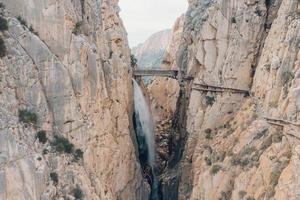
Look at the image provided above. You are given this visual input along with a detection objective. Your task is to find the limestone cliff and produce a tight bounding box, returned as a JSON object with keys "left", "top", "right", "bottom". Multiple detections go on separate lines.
{"left": 0, "top": 0, "right": 148, "bottom": 199}
{"left": 146, "top": 0, "right": 300, "bottom": 200}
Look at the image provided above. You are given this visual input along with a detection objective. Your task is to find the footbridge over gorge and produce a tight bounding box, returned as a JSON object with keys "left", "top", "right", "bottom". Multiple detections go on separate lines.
{"left": 133, "top": 68, "right": 250, "bottom": 94}
{"left": 133, "top": 69, "right": 193, "bottom": 80}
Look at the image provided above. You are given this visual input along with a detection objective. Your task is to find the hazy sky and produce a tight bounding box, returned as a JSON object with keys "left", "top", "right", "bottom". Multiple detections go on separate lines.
{"left": 119, "top": 0, "right": 188, "bottom": 47}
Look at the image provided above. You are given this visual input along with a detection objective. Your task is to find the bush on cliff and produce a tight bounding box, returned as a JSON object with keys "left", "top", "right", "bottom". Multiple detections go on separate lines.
{"left": 0, "top": 36, "right": 6, "bottom": 57}
{"left": 51, "top": 135, "right": 74, "bottom": 154}
{"left": 73, "top": 186, "right": 84, "bottom": 199}
{"left": 18, "top": 109, "right": 38, "bottom": 125}
{"left": 50, "top": 172, "right": 59, "bottom": 185}
{"left": 0, "top": 16, "right": 8, "bottom": 31}
{"left": 36, "top": 130, "right": 47, "bottom": 144}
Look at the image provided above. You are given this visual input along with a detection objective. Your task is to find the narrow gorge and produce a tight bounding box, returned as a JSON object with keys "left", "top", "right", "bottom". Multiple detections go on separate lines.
{"left": 0, "top": 0, "right": 299, "bottom": 200}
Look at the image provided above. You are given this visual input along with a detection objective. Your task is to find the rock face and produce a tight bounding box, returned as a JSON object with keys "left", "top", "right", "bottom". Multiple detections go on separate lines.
{"left": 1, "top": 0, "right": 299, "bottom": 199}
{"left": 132, "top": 29, "right": 172, "bottom": 70}
{"left": 0, "top": 0, "right": 148, "bottom": 200}
{"left": 145, "top": 0, "right": 300, "bottom": 200}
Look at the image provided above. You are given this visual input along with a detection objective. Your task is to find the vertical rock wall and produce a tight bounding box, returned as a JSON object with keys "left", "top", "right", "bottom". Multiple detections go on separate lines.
{"left": 176, "top": 0, "right": 300, "bottom": 199}
{"left": 0, "top": 0, "right": 148, "bottom": 199}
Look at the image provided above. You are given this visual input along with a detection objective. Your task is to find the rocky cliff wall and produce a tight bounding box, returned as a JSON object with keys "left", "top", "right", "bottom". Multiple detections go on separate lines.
{"left": 176, "top": 0, "right": 300, "bottom": 200}
{"left": 145, "top": 0, "right": 299, "bottom": 200}
{"left": 0, "top": 0, "right": 148, "bottom": 199}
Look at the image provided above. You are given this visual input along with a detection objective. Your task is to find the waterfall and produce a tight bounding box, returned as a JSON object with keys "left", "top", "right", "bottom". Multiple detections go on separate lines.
{"left": 133, "top": 79, "right": 159, "bottom": 200}
{"left": 133, "top": 79, "right": 155, "bottom": 167}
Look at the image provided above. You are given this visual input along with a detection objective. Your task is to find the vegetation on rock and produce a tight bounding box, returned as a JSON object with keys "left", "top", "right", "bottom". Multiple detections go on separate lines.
{"left": 18, "top": 109, "right": 37, "bottom": 125}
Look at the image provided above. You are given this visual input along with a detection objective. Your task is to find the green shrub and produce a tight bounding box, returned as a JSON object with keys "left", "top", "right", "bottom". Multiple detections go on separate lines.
{"left": 131, "top": 54, "right": 137, "bottom": 67}
{"left": 73, "top": 21, "right": 83, "bottom": 35}
{"left": 50, "top": 172, "right": 59, "bottom": 185}
{"left": 36, "top": 130, "right": 47, "bottom": 144}
{"left": 0, "top": 36, "right": 6, "bottom": 58}
{"left": 210, "top": 164, "right": 222, "bottom": 175}
{"left": 0, "top": 16, "right": 8, "bottom": 31}
{"left": 206, "top": 96, "right": 215, "bottom": 106}
{"left": 29, "top": 25, "right": 38, "bottom": 35}
{"left": 51, "top": 135, "right": 74, "bottom": 154}
{"left": 204, "top": 128, "right": 213, "bottom": 139}
{"left": 282, "top": 70, "right": 294, "bottom": 84}
{"left": 43, "top": 148, "right": 49, "bottom": 155}
{"left": 73, "top": 186, "right": 84, "bottom": 199}
{"left": 265, "top": 0, "right": 271, "bottom": 7}
{"left": 17, "top": 16, "right": 27, "bottom": 27}
{"left": 18, "top": 109, "right": 37, "bottom": 124}
{"left": 73, "top": 149, "right": 84, "bottom": 161}
{"left": 231, "top": 17, "right": 236, "bottom": 23}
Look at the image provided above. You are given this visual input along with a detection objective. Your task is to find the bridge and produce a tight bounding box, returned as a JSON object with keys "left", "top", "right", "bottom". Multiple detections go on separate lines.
{"left": 192, "top": 83, "right": 249, "bottom": 94}
{"left": 133, "top": 69, "right": 195, "bottom": 81}
{"left": 133, "top": 69, "right": 179, "bottom": 79}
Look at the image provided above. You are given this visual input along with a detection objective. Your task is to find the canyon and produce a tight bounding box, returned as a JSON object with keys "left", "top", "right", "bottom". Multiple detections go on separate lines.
{"left": 0, "top": 0, "right": 299, "bottom": 200}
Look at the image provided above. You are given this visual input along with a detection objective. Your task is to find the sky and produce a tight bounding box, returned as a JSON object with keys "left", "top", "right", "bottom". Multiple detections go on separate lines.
{"left": 119, "top": 0, "right": 188, "bottom": 47}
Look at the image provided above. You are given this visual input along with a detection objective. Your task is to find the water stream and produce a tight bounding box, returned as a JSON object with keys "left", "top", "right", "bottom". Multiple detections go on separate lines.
{"left": 133, "top": 79, "right": 155, "bottom": 166}
{"left": 133, "top": 79, "right": 159, "bottom": 200}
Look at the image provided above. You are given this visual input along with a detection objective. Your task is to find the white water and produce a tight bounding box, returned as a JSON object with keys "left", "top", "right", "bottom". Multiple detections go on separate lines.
{"left": 133, "top": 79, "right": 156, "bottom": 167}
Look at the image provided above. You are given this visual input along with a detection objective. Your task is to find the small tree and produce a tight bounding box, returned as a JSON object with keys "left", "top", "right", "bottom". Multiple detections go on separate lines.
{"left": 73, "top": 149, "right": 84, "bottom": 161}
{"left": 51, "top": 135, "right": 74, "bottom": 154}
{"left": 130, "top": 54, "right": 137, "bottom": 67}
{"left": 50, "top": 172, "right": 59, "bottom": 185}
{"left": 17, "top": 16, "right": 27, "bottom": 27}
{"left": 231, "top": 17, "right": 237, "bottom": 23}
{"left": 210, "top": 164, "right": 222, "bottom": 175}
{"left": 73, "top": 21, "right": 83, "bottom": 35}
{"left": 18, "top": 109, "right": 37, "bottom": 125}
{"left": 36, "top": 130, "right": 47, "bottom": 144}
{"left": 0, "top": 16, "right": 8, "bottom": 31}
{"left": 204, "top": 128, "right": 213, "bottom": 139}
{"left": 73, "top": 186, "right": 84, "bottom": 199}
{"left": 206, "top": 96, "right": 215, "bottom": 106}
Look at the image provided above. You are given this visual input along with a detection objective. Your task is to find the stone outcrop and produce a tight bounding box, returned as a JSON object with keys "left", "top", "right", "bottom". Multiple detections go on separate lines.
{"left": 0, "top": 0, "right": 148, "bottom": 199}
{"left": 132, "top": 29, "right": 171, "bottom": 70}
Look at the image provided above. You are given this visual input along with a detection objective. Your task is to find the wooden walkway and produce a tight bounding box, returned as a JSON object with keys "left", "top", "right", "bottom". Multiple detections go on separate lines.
{"left": 264, "top": 117, "right": 300, "bottom": 127}
{"left": 192, "top": 83, "right": 249, "bottom": 94}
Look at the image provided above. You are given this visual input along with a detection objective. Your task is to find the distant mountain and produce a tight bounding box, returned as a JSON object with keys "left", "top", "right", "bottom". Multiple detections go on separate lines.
{"left": 132, "top": 29, "right": 172, "bottom": 70}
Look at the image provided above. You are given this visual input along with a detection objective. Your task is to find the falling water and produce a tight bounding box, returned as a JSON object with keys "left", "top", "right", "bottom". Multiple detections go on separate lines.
{"left": 133, "top": 79, "right": 155, "bottom": 166}
{"left": 133, "top": 79, "right": 159, "bottom": 200}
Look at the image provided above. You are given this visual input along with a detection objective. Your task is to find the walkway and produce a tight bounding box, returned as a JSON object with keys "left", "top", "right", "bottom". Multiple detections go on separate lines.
{"left": 192, "top": 83, "right": 249, "bottom": 94}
